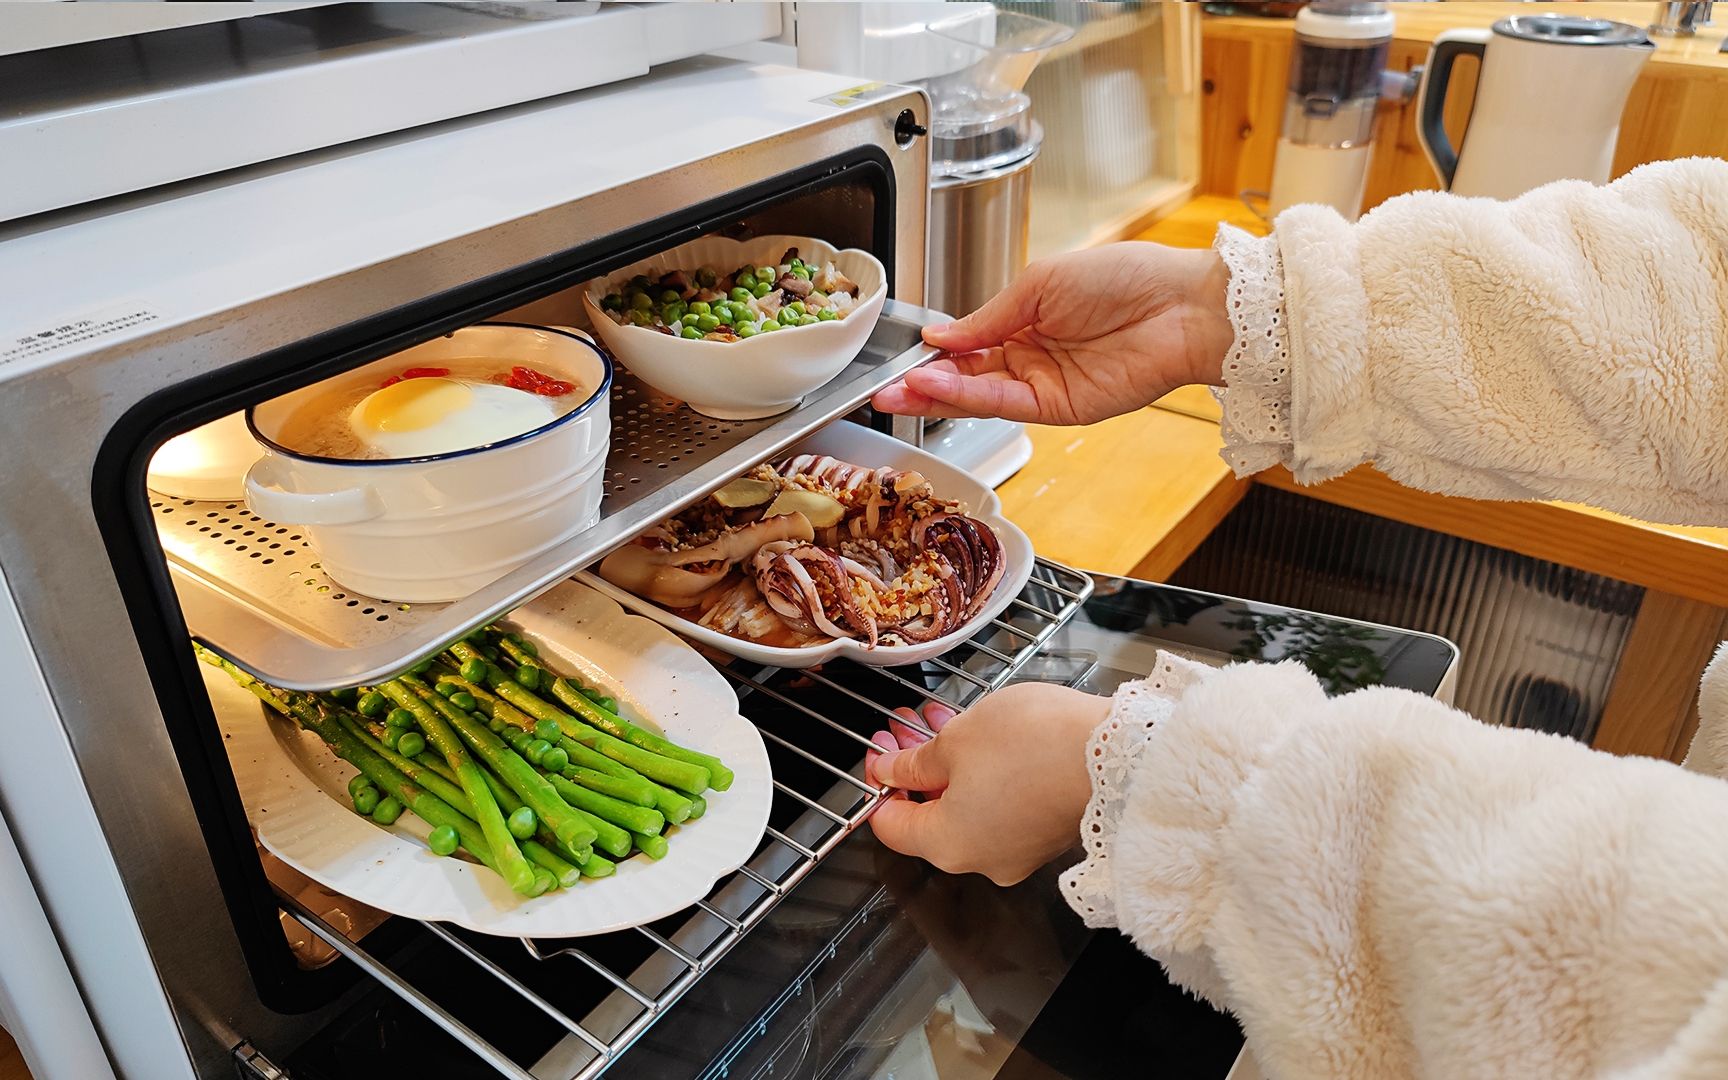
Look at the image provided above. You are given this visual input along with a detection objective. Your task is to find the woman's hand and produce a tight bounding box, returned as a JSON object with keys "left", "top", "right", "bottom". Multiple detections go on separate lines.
{"left": 866, "top": 682, "right": 1110, "bottom": 885}
{"left": 872, "top": 242, "right": 1233, "bottom": 426}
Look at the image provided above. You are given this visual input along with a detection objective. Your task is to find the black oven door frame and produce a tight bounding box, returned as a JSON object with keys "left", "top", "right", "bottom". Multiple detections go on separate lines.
{"left": 90, "top": 149, "right": 897, "bottom": 1016}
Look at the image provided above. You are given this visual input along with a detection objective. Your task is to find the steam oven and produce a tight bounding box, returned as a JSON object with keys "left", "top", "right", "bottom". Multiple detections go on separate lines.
{"left": 0, "top": 14, "right": 1456, "bottom": 1080}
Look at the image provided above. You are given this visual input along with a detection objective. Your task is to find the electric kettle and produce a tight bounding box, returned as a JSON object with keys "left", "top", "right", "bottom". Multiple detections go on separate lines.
{"left": 1417, "top": 14, "right": 1653, "bottom": 199}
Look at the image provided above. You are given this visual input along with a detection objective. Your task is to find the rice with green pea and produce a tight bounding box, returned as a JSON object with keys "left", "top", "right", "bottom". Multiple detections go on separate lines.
{"left": 599, "top": 247, "right": 863, "bottom": 342}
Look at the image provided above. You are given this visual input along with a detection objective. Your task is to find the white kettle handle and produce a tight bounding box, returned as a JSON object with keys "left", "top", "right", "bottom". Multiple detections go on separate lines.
{"left": 244, "top": 456, "right": 384, "bottom": 526}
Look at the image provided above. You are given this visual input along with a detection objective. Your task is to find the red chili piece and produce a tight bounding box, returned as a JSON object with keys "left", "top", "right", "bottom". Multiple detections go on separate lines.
{"left": 507, "top": 366, "right": 575, "bottom": 396}
{"left": 400, "top": 367, "right": 450, "bottom": 379}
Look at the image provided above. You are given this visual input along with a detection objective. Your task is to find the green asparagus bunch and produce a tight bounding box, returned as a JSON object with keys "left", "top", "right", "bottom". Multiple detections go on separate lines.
{"left": 196, "top": 625, "right": 733, "bottom": 899}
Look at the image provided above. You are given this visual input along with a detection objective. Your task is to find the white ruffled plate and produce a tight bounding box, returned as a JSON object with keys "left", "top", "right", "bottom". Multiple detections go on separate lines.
{"left": 205, "top": 580, "right": 770, "bottom": 937}
{"left": 578, "top": 422, "right": 1035, "bottom": 669}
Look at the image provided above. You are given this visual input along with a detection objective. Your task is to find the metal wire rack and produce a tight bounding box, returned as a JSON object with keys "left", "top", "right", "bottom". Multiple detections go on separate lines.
{"left": 276, "top": 559, "right": 1093, "bottom": 1079}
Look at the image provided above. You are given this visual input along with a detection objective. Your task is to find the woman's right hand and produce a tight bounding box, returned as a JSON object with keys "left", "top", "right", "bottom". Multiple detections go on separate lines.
{"left": 872, "top": 242, "right": 1234, "bottom": 427}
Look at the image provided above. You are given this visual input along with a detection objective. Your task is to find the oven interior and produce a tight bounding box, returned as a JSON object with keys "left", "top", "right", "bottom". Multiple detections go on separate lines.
{"left": 96, "top": 155, "right": 974, "bottom": 1052}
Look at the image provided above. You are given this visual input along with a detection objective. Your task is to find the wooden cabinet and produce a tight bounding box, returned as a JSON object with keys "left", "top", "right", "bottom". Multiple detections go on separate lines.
{"left": 1199, "top": 2, "right": 1728, "bottom": 212}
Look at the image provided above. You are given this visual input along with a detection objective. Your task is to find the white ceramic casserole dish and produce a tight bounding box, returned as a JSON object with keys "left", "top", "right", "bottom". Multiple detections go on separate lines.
{"left": 582, "top": 234, "right": 887, "bottom": 420}
{"left": 244, "top": 323, "right": 612, "bottom": 603}
{"left": 578, "top": 422, "right": 1034, "bottom": 668}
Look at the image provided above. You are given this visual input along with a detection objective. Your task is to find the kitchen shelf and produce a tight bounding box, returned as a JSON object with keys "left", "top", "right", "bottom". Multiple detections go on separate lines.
{"left": 159, "top": 300, "right": 944, "bottom": 691}
{"left": 272, "top": 559, "right": 1095, "bottom": 1080}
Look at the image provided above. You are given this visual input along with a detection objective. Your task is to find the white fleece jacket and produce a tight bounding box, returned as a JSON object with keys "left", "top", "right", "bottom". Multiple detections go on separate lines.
{"left": 1061, "top": 158, "right": 1728, "bottom": 1079}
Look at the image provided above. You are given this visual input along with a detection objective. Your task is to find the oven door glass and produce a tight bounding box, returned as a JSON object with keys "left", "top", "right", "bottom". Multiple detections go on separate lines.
{"left": 603, "top": 576, "right": 1456, "bottom": 1080}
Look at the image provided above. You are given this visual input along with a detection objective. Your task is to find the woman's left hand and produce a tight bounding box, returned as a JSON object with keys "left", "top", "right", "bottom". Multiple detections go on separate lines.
{"left": 866, "top": 682, "right": 1109, "bottom": 885}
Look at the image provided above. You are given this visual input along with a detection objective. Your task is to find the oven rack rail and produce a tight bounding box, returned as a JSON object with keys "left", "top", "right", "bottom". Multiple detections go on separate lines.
{"left": 271, "top": 560, "right": 1093, "bottom": 1080}
{"left": 159, "top": 300, "right": 945, "bottom": 693}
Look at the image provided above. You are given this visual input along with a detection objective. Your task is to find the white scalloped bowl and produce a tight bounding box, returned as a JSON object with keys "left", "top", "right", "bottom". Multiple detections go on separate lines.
{"left": 582, "top": 234, "right": 887, "bottom": 420}
{"left": 205, "top": 581, "right": 771, "bottom": 938}
{"left": 578, "top": 422, "right": 1034, "bottom": 669}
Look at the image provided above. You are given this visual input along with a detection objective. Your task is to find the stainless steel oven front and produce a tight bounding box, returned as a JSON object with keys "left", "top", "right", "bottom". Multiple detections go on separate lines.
{"left": 0, "top": 56, "right": 933, "bottom": 1078}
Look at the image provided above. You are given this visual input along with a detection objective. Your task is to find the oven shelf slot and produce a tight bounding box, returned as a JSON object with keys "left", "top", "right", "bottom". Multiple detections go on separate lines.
{"left": 277, "top": 560, "right": 1093, "bottom": 1079}
{"left": 158, "top": 301, "right": 945, "bottom": 692}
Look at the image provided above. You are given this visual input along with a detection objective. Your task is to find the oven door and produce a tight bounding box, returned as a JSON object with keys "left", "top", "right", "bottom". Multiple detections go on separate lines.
{"left": 281, "top": 577, "right": 1456, "bottom": 1079}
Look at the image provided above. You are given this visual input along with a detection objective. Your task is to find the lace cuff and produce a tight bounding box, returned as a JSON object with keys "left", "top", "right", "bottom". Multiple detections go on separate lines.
{"left": 1213, "top": 224, "right": 1295, "bottom": 477}
{"left": 1059, "top": 652, "right": 1215, "bottom": 929}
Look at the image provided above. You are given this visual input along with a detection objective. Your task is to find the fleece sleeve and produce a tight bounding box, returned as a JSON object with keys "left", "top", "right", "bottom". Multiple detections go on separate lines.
{"left": 1062, "top": 658, "right": 1728, "bottom": 1080}
{"left": 1215, "top": 156, "right": 1728, "bottom": 527}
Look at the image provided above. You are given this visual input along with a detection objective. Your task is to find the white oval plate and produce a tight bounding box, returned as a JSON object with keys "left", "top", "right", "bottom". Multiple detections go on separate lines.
{"left": 204, "top": 580, "right": 770, "bottom": 937}
{"left": 578, "top": 422, "right": 1035, "bottom": 669}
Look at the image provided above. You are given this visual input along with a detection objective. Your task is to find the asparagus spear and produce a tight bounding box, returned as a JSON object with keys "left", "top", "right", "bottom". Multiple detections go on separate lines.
{"left": 379, "top": 680, "right": 537, "bottom": 896}
{"left": 542, "top": 769, "right": 665, "bottom": 837}
{"left": 570, "top": 805, "right": 633, "bottom": 860}
{"left": 402, "top": 676, "right": 599, "bottom": 855}
{"left": 440, "top": 669, "right": 698, "bottom": 824}
{"left": 411, "top": 749, "right": 599, "bottom": 883}
{"left": 486, "top": 716, "right": 657, "bottom": 808}
{"left": 446, "top": 644, "right": 711, "bottom": 793}
{"left": 630, "top": 831, "right": 670, "bottom": 861}
{"left": 544, "top": 673, "right": 734, "bottom": 792}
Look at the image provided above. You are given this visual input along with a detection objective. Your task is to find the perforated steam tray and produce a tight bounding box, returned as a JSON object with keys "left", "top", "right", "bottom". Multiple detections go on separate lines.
{"left": 160, "top": 299, "right": 944, "bottom": 690}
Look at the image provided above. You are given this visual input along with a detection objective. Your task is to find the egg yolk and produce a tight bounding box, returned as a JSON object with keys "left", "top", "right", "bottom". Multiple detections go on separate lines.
{"left": 354, "top": 378, "right": 474, "bottom": 433}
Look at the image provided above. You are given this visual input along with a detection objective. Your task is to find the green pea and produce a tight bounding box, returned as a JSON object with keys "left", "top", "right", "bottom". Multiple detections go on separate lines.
{"left": 778, "top": 306, "right": 800, "bottom": 326}
{"left": 792, "top": 264, "right": 812, "bottom": 281}
{"left": 357, "top": 691, "right": 387, "bottom": 717}
{"left": 381, "top": 728, "right": 401, "bottom": 751}
{"left": 630, "top": 292, "right": 653, "bottom": 312}
{"left": 688, "top": 300, "right": 711, "bottom": 317}
{"left": 460, "top": 657, "right": 488, "bottom": 683}
{"left": 396, "top": 731, "right": 425, "bottom": 758}
{"left": 601, "top": 293, "right": 624, "bottom": 312}
{"left": 410, "top": 658, "right": 435, "bottom": 675}
{"left": 448, "top": 691, "right": 477, "bottom": 712}
{"left": 534, "top": 718, "right": 563, "bottom": 743}
{"left": 386, "top": 707, "right": 416, "bottom": 728}
{"left": 371, "top": 797, "right": 403, "bottom": 825}
{"left": 347, "top": 774, "right": 377, "bottom": 800}
{"left": 507, "top": 806, "right": 537, "bottom": 840}
{"left": 756, "top": 266, "right": 777, "bottom": 285}
{"left": 594, "top": 696, "right": 617, "bottom": 713}
{"left": 525, "top": 738, "right": 551, "bottom": 766}
{"left": 662, "top": 301, "right": 686, "bottom": 324}
{"left": 681, "top": 325, "right": 703, "bottom": 339}
{"left": 427, "top": 824, "right": 459, "bottom": 856}
{"left": 695, "top": 267, "right": 718, "bottom": 288}
{"left": 713, "top": 305, "right": 734, "bottom": 326}
{"left": 539, "top": 746, "right": 569, "bottom": 773}
{"left": 434, "top": 681, "right": 457, "bottom": 699}
{"left": 756, "top": 318, "right": 779, "bottom": 333}
{"left": 352, "top": 787, "right": 380, "bottom": 815}
{"left": 695, "top": 314, "right": 720, "bottom": 331}
{"left": 737, "top": 264, "right": 756, "bottom": 282}
{"left": 818, "top": 307, "right": 840, "bottom": 321}
{"left": 735, "top": 322, "right": 757, "bottom": 338}
{"left": 800, "top": 314, "right": 820, "bottom": 326}
{"left": 628, "top": 309, "right": 652, "bottom": 327}
{"left": 482, "top": 645, "right": 500, "bottom": 660}
{"left": 658, "top": 289, "right": 681, "bottom": 304}
{"left": 785, "top": 301, "right": 806, "bottom": 317}
{"left": 628, "top": 275, "right": 651, "bottom": 291}
{"left": 752, "top": 280, "right": 772, "bottom": 298}
{"left": 729, "top": 286, "right": 754, "bottom": 304}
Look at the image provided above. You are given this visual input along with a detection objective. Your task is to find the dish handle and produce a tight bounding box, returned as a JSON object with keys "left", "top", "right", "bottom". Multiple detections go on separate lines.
{"left": 244, "top": 457, "right": 385, "bottom": 526}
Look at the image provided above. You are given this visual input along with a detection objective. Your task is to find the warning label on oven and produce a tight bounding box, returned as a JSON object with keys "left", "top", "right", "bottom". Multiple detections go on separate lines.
{"left": 811, "top": 82, "right": 899, "bottom": 108}
{"left": 2, "top": 303, "right": 160, "bottom": 367}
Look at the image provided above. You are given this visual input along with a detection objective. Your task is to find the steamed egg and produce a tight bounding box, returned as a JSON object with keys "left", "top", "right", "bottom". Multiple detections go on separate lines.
{"left": 349, "top": 377, "right": 558, "bottom": 458}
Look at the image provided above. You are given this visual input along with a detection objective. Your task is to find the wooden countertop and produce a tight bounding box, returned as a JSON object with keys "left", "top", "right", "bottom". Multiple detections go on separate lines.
{"left": 1207, "top": 3, "right": 1728, "bottom": 71}
{"left": 1004, "top": 195, "right": 1728, "bottom": 610}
